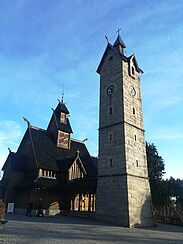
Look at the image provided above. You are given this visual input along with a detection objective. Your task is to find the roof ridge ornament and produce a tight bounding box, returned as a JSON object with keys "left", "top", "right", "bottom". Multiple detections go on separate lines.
{"left": 105, "top": 35, "right": 109, "bottom": 43}
{"left": 8, "top": 148, "right": 11, "bottom": 153}
{"left": 82, "top": 138, "right": 88, "bottom": 143}
{"left": 23, "top": 117, "right": 31, "bottom": 127}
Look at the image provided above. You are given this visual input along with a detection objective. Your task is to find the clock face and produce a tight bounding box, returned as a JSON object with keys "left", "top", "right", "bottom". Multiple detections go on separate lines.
{"left": 130, "top": 86, "right": 136, "bottom": 96}
{"left": 107, "top": 85, "right": 115, "bottom": 95}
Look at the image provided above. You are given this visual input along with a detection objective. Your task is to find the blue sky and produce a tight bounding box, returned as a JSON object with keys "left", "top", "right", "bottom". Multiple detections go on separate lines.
{"left": 0, "top": 0, "right": 183, "bottom": 179}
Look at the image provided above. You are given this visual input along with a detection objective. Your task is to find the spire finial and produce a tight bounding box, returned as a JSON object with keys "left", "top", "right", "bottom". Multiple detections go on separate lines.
{"left": 116, "top": 28, "right": 122, "bottom": 36}
{"left": 61, "top": 85, "right": 65, "bottom": 103}
{"left": 8, "top": 148, "right": 11, "bottom": 153}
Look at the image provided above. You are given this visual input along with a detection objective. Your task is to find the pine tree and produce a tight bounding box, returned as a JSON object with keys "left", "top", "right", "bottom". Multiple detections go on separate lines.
{"left": 146, "top": 143, "right": 167, "bottom": 207}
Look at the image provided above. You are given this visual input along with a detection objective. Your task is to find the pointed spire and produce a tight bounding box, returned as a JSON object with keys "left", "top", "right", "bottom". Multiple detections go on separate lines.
{"left": 113, "top": 29, "right": 126, "bottom": 54}
{"left": 113, "top": 35, "right": 126, "bottom": 49}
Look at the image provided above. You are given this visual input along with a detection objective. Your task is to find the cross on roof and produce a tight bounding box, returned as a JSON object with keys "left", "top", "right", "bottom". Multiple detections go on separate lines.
{"left": 116, "top": 28, "right": 122, "bottom": 36}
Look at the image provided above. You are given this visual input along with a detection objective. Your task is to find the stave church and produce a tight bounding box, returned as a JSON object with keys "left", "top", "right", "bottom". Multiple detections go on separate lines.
{"left": 0, "top": 33, "right": 153, "bottom": 227}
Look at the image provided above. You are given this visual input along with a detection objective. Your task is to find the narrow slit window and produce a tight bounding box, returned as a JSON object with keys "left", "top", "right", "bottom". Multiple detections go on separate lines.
{"left": 132, "top": 66, "right": 135, "bottom": 75}
{"left": 109, "top": 106, "right": 112, "bottom": 114}
{"left": 109, "top": 133, "right": 113, "bottom": 142}
{"left": 136, "top": 160, "right": 139, "bottom": 167}
{"left": 134, "top": 135, "right": 137, "bottom": 141}
{"left": 133, "top": 107, "right": 135, "bottom": 115}
{"left": 110, "top": 159, "right": 113, "bottom": 167}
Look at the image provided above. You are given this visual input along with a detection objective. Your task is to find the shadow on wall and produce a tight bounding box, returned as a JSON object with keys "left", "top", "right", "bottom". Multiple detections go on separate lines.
{"left": 132, "top": 195, "right": 154, "bottom": 228}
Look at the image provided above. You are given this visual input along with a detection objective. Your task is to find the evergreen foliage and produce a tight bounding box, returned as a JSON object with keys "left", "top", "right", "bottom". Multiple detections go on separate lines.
{"left": 146, "top": 142, "right": 183, "bottom": 208}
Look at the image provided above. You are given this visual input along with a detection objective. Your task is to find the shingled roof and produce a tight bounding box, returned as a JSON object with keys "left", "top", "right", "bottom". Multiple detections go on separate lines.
{"left": 47, "top": 102, "right": 73, "bottom": 134}
{"left": 113, "top": 34, "right": 126, "bottom": 48}
{"left": 1, "top": 100, "right": 97, "bottom": 192}
{"left": 23, "top": 127, "right": 97, "bottom": 176}
{"left": 2, "top": 152, "right": 27, "bottom": 171}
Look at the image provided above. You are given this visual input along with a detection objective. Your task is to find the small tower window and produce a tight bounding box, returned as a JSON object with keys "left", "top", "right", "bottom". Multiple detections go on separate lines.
{"left": 133, "top": 107, "right": 135, "bottom": 115}
{"left": 110, "top": 158, "right": 113, "bottom": 167}
{"left": 109, "top": 106, "right": 113, "bottom": 115}
{"left": 108, "top": 133, "right": 113, "bottom": 142}
{"left": 132, "top": 66, "right": 135, "bottom": 75}
{"left": 60, "top": 112, "right": 67, "bottom": 124}
{"left": 134, "top": 135, "right": 137, "bottom": 141}
{"left": 136, "top": 160, "right": 139, "bottom": 167}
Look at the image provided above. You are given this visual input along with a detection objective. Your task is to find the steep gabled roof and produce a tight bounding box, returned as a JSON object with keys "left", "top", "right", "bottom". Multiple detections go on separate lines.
{"left": 97, "top": 43, "right": 116, "bottom": 74}
{"left": 2, "top": 98, "right": 97, "bottom": 185}
{"left": 56, "top": 139, "right": 97, "bottom": 177}
{"left": 128, "top": 54, "right": 143, "bottom": 73}
{"left": 28, "top": 127, "right": 58, "bottom": 171}
{"left": 47, "top": 102, "right": 73, "bottom": 134}
{"left": 113, "top": 35, "right": 126, "bottom": 48}
{"left": 55, "top": 101, "right": 70, "bottom": 115}
{"left": 18, "top": 127, "right": 97, "bottom": 175}
{"left": 96, "top": 42, "right": 128, "bottom": 74}
{"left": 2, "top": 152, "right": 27, "bottom": 171}
{"left": 2, "top": 152, "right": 14, "bottom": 171}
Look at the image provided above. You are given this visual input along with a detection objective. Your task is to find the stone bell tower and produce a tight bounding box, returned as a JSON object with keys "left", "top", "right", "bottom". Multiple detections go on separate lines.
{"left": 95, "top": 33, "right": 153, "bottom": 227}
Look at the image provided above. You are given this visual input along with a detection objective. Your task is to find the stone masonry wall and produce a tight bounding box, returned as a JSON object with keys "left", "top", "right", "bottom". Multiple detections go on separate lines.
{"left": 122, "top": 59, "right": 153, "bottom": 227}
{"left": 96, "top": 47, "right": 129, "bottom": 225}
{"left": 96, "top": 43, "right": 153, "bottom": 227}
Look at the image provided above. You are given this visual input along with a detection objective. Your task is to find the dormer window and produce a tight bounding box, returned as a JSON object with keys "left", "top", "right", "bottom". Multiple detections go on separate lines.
{"left": 60, "top": 112, "right": 67, "bottom": 124}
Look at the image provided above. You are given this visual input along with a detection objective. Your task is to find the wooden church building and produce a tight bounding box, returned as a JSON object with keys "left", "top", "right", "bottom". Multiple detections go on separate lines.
{"left": 0, "top": 100, "right": 97, "bottom": 215}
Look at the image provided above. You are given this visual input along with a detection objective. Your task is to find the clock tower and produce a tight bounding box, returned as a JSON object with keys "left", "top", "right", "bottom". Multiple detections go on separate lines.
{"left": 95, "top": 34, "right": 153, "bottom": 227}
{"left": 47, "top": 99, "right": 73, "bottom": 150}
